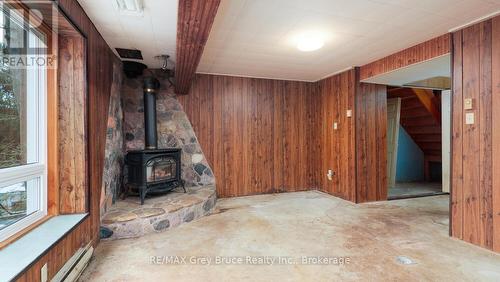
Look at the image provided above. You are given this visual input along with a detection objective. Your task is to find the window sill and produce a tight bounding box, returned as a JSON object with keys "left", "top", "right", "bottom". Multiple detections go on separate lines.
{"left": 0, "top": 213, "right": 88, "bottom": 282}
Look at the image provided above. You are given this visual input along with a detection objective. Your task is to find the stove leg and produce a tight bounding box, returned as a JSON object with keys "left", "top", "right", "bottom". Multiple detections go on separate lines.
{"left": 139, "top": 187, "right": 146, "bottom": 205}
{"left": 181, "top": 180, "right": 186, "bottom": 193}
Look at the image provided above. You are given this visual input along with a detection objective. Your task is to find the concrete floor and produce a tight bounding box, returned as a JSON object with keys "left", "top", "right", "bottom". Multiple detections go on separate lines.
{"left": 389, "top": 182, "right": 444, "bottom": 199}
{"left": 81, "top": 191, "right": 500, "bottom": 281}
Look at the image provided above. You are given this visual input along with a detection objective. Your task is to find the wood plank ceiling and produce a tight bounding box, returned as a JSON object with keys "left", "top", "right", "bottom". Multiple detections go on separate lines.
{"left": 175, "top": 0, "right": 221, "bottom": 94}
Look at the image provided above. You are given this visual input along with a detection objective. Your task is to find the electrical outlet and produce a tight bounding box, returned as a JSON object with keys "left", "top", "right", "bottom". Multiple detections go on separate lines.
{"left": 346, "top": 109, "right": 352, "bottom": 117}
{"left": 327, "top": 169, "right": 334, "bottom": 181}
{"left": 333, "top": 122, "right": 338, "bottom": 130}
{"left": 41, "top": 263, "right": 47, "bottom": 282}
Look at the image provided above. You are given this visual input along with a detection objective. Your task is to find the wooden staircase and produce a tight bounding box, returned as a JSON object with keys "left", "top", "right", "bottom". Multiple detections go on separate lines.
{"left": 388, "top": 87, "right": 442, "bottom": 161}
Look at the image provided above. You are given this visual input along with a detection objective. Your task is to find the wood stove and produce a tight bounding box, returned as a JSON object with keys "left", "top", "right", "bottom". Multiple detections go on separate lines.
{"left": 125, "top": 77, "right": 185, "bottom": 204}
{"left": 126, "top": 148, "right": 184, "bottom": 204}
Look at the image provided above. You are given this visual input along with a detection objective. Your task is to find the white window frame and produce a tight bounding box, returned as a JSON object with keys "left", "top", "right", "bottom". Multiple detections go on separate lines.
{"left": 0, "top": 18, "right": 47, "bottom": 242}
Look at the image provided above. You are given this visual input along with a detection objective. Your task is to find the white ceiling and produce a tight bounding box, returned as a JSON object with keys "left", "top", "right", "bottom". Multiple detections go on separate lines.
{"left": 78, "top": 0, "right": 500, "bottom": 81}
{"left": 198, "top": 0, "right": 500, "bottom": 81}
{"left": 77, "top": 0, "right": 178, "bottom": 68}
{"left": 362, "top": 54, "right": 451, "bottom": 88}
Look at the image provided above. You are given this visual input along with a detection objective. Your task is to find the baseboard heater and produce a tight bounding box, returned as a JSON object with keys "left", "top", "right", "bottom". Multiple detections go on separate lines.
{"left": 51, "top": 243, "right": 93, "bottom": 282}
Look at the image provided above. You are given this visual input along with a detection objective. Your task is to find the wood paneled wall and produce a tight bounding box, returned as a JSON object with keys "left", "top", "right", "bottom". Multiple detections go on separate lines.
{"left": 281, "top": 80, "right": 319, "bottom": 191}
{"left": 58, "top": 36, "right": 87, "bottom": 214}
{"left": 451, "top": 15, "right": 500, "bottom": 252}
{"left": 359, "top": 34, "right": 451, "bottom": 80}
{"left": 315, "top": 70, "right": 357, "bottom": 201}
{"left": 315, "top": 70, "right": 387, "bottom": 203}
{"left": 15, "top": 219, "right": 91, "bottom": 282}
{"left": 16, "top": 0, "right": 117, "bottom": 279}
{"left": 492, "top": 15, "right": 500, "bottom": 253}
{"left": 356, "top": 83, "right": 387, "bottom": 202}
{"left": 178, "top": 74, "right": 318, "bottom": 197}
{"left": 55, "top": 0, "right": 115, "bottom": 246}
{"left": 183, "top": 71, "right": 388, "bottom": 203}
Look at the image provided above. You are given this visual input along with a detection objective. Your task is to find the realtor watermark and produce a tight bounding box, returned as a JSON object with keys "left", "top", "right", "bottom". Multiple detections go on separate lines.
{"left": 150, "top": 256, "right": 351, "bottom": 266}
{"left": 0, "top": 55, "right": 56, "bottom": 68}
{"left": 1, "top": 1, "right": 58, "bottom": 69}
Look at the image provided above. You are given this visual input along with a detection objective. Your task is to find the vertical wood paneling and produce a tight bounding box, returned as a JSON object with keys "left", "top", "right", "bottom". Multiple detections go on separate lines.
{"left": 73, "top": 35, "right": 87, "bottom": 214}
{"left": 272, "top": 81, "right": 284, "bottom": 190}
{"left": 315, "top": 70, "right": 357, "bottom": 201}
{"left": 309, "top": 82, "right": 321, "bottom": 190}
{"left": 451, "top": 15, "right": 499, "bottom": 251}
{"left": 492, "top": 15, "right": 500, "bottom": 253}
{"left": 462, "top": 24, "right": 481, "bottom": 245}
{"left": 260, "top": 80, "right": 275, "bottom": 192}
{"left": 58, "top": 36, "right": 87, "bottom": 214}
{"left": 317, "top": 76, "right": 332, "bottom": 195}
{"left": 479, "top": 20, "right": 493, "bottom": 248}
{"left": 356, "top": 83, "right": 387, "bottom": 203}
{"left": 333, "top": 75, "right": 341, "bottom": 193}
{"left": 313, "top": 69, "right": 387, "bottom": 203}
{"left": 282, "top": 81, "right": 313, "bottom": 191}
{"left": 344, "top": 71, "right": 356, "bottom": 200}
{"left": 451, "top": 30, "right": 464, "bottom": 239}
{"left": 182, "top": 71, "right": 385, "bottom": 204}
{"left": 375, "top": 83, "right": 388, "bottom": 201}
{"left": 355, "top": 78, "right": 367, "bottom": 199}
{"left": 179, "top": 74, "right": 317, "bottom": 197}
{"left": 58, "top": 37, "right": 77, "bottom": 212}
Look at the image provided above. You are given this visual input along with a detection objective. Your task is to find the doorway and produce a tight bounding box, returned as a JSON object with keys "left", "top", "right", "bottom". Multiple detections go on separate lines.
{"left": 360, "top": 54, "right": 452, "bottom": 200}
{"left": 386, "top": 87, "right": 449, "bottom": 199}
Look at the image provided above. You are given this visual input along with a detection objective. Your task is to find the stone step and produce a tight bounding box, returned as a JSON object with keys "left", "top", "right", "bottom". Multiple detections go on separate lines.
{"left": 101, "top": 185, "right": 217, "bottom": 239}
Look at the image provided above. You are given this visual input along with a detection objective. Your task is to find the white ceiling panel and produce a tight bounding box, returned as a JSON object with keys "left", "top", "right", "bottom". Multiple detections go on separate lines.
{"left": 77, "top": 0, "right": 178, "bottom": 68}
{"left": 199, "top": 0, "right": 500, "bottom": 81}
{"left": 78, "top": 0, "right": 500, "bottom": 81}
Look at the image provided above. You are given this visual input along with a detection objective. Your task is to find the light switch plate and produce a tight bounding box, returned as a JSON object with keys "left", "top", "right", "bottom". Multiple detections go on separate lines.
{"left": 346, "top": 110, "right": 352, "bottom": 117}
{"left": 464, "top": 98, "right": 473, "bottom": 110}
{"left": 465, "top": 112, "right": 475, "bottom": 125}
{"left": 333, "top": 122, "right": 338, "bottom": 130}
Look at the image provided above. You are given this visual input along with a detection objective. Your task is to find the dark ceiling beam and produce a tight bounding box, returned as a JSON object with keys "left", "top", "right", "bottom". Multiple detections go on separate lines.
{"left": 175, "top": 0, "right": 220, "bottom": 94}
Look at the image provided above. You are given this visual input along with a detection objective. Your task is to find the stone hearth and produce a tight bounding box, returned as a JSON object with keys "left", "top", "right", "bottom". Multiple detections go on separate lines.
{"left": 101, "top": 185, "right": 216, "bottom": 239}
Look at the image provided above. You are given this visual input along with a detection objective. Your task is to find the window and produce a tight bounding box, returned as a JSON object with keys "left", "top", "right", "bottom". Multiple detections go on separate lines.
{"left": 0, "top": 4, "right": 48, "bottom": 242}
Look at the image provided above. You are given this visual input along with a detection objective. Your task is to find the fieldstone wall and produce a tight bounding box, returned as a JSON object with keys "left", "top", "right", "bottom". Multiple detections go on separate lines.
{"left": 122, "top": 69, "right": 215, "bottom": 187}
{"left": 100, "top": 59, "right": 124, "bottom": 216}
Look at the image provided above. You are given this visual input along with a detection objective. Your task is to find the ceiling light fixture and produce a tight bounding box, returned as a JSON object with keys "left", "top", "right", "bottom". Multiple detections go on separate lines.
{"left": 296, "top": 32, "right": 325, "bottom": 52}
{"left": 114, "top": 0, "right": 144, "bottom": 16}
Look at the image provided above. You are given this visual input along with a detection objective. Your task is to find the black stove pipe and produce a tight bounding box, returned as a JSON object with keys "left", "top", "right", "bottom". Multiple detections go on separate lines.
{"left": 143, "top": 77, "right": 160, "bottom": 150}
